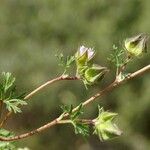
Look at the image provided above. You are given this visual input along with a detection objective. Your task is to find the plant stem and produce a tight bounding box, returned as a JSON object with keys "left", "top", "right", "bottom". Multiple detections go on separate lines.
{"left": 117, "top": 56, "right": 131, "bottom": 77}
{"left": 24, "top": 76, "right": 79, "bottom": 100}
{"left": 0, "top": 76, "right": 79, "bottom": 128}
{"left": 0, "top": 64, "right": 149, "bottom": 141}
{"left": 0, "top": 111, "right": 11, "bottom": 128}
{"left": 0, "top": 100, "right": 3, "bottom": 120}
{"left": 58, "top": 119, "right": 94, "bottom": 125}
{"left": 57, "top": 120, "right": 72, "bottom": 124}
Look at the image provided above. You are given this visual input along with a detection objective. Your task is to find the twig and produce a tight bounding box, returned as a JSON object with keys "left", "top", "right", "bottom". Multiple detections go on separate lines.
{"left": 0, "top": 76, "right": 79, "bottom": 128}
{"left": 116, "top": 56, "right": 131, "bottom": 82}
{"left": 57, "top": 119, "right": 94, "bottom": 125}
{"left": 24, "top": 76, "right": 79, "bottom": 100}
{"left": 0, "top": 111, "right": 11, "bottom": 127}
{"left": 0, "top": 113, "right": 64, "bottom": 141}
{"left": 81, "top": 64, "right": 150, "bottom": 108}
{"left": 0, "top": 64, "right": 149, "bottom": 141}
{"left": 0, "top": 100, "right": 3, "bottom": 120}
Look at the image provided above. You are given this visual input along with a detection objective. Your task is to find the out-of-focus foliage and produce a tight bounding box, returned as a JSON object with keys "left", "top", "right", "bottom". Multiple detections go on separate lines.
{"left": 0, "top": 0, "right": 149, "bottom": 150}
{"left": 0, "top": 129, "right": 15, "bottom": 150}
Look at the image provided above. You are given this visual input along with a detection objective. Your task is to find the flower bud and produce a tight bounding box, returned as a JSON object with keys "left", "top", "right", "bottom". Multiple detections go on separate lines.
{"left": 84, "top": 64, "right": 108, "bottom": 85}
{"left": 75, "top": 45, "right": 95, "bottom": 67}
{"left": 94, "top": 107, "right": 122, "bottom": 141}
{"left": 124, "top": 33, "right": 148, "bottom": 57}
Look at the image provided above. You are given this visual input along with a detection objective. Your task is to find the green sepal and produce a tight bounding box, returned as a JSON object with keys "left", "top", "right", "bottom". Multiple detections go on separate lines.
{"left": 94, "top": 106, "right": 122, "bottom": 141}
{"left": 84, "top": 65, "right": 108, "bottom": 85}
{"left": 75, "top": 51, "right": 88, "bottom": 67}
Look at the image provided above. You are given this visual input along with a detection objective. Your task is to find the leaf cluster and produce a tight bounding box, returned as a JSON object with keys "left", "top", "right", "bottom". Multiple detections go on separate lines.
{"left": 0, "top": 72, "right": 27, "bottom": 113}
{"left": 0, "top": 129, "right": 15, "bottom": 150}
{"left": 61, "top": 104, "right": 89, "bottom": 137}
{"left": 55, "top": 53, "right": 75, "bottom": 75}
{"left": 108, "top": 45, "right": 125, "bottom": 67}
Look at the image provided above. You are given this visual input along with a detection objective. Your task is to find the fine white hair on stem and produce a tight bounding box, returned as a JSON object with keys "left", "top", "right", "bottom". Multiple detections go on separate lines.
{"left": 0, "top": 64, "right": 149, "bottom": 142}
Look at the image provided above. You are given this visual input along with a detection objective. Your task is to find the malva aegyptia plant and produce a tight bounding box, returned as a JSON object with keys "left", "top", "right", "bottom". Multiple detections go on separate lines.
{"left": 0, "top": 34, "right": 149, "bottom": 150}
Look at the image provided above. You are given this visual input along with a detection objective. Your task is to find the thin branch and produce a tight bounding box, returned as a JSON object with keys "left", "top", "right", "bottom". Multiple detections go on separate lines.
{"left": 0, "top": 64, "right": 149, "bottom": 141}
{"left": 76, "top": 119, "right": 94, "bottom": 125}
{"left": 119, "top": 56, "right": 131, "bottom": 73}
{"left": 126, "top": 64, "right": 150, "bottom": 79}
{"left": 58, "top": 119, "right": 94, "bottom": 125}
{"left": 116, "top": 56, "right": 131, "bottom": 81}
{"left": 0, "top": 111, "right": 11, "bottom": 128}
{"left": 0, "top": 76, "right": 79, "bottom": 128}
{"left": 24, "top": 76, "right": 79, "bottom": 100}
{"left": 81, "top": 64, "right": 150, "bottom": 107}
{"left": 0, "top": 100, "right": 3, "bottom": 120}
{"left": 0, "top": 114, "right": 64, "bottom": 141}
{"left": 57, "top": 120, "right": 72, "bottom": 124}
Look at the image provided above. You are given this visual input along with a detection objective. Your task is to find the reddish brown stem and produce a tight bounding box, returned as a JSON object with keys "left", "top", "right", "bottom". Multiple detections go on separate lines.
{"left": 0, "top": 64, "right": 149, "bottom": 141}
{"left": 0, "top": 76, "right": 79, "bottom": 128}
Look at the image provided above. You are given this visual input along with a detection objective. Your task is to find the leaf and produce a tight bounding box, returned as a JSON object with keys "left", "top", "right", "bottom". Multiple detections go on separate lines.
{"left": 0, "top": 72, "right": 17, "bottom": 100}
{"left": 0, "top": 142, "right": 16, "bottom": 150}
{"left": 60, "top": 104, "right": 73, "bottom": 115}
{"left": 61, "top": 104, "right": 89, "bottom": 138}
{"left": 73, "top": 122, "right": 89, "bottom": 137}
{"left": 61, "top": 103, "right": 83, "bottom": 121}
{"left": 0, "top": 129, "right": 16, "bottom": 150}
{"left": 55, "top": 53, "right": 65, "bottom": 67}
{"left": 0, "top": 129, "right": 30, "bottom": 150}
{"left": 55, "top": 53, "right": 75, "bottom": 75}
{"left": 0, "top": 72, "right": 27, "bottom": 114}
{"left": 4, "top": 99, "right": 27, "bottom": 113}
{"left": 66, "top": 56, "right": 75, "bottom": 67}
{"left": 71, "top": 103, "right": 83, "bottom": 120}
{"left": 1, "top": 72, "right": 15, "bottom": 93}
{"left": 0, "top": 129, "right": 14, "bottom": 137}
{"left": 8, "top": 86, "right": 26, "bottom": 100}
{"left": 107, "top": 45, "right": 125, "bottom": 67}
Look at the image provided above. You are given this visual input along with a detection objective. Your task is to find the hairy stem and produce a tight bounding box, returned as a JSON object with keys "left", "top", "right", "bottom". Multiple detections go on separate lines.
{"left": 0, "top": 111, "right": 11, "bottom": 128}
{"left": 0, "top": 100, "right": 3, "bottom": 120}
{"left": 24, "top": 76, "right": 79, "bottom": 100}
{"left": 116, "top": 56, "right": 131, "bottom": 81}
{"left": 0, "top": 76, "right": 79, "bottom": 128}
{"left": 58, "top": 119, "right": 94, "bottom": 125}
{"left": 57, "top": 120, "right": 72, "bottom": 124}
{"left": 0, "top": 64, "right": 149, "bottom": 141}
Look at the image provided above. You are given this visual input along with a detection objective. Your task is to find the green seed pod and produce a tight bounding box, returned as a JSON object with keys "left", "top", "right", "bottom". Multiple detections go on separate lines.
{"left": 84, "top": 64, "right": 108, "bottom": 85}
{"left": 94, "top": 107, "right": 122, "bottom": 141}
{"left": 124, "top": 33, "right": 148, "bottom": 57}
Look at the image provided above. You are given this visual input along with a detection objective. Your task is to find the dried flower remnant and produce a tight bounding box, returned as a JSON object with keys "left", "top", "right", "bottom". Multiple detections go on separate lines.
{"left": 124, "top": 33, "right": 148, "bottom": 57}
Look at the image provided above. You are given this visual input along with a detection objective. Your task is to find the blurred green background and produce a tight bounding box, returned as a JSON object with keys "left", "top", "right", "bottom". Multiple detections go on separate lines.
{"left": 0, "top": 0, "right": 150, "bottom": 149}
